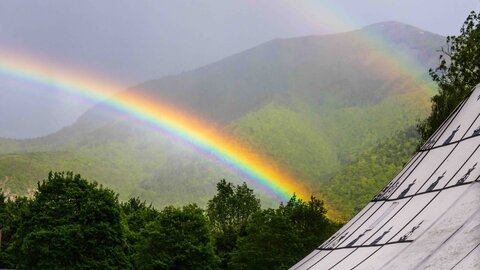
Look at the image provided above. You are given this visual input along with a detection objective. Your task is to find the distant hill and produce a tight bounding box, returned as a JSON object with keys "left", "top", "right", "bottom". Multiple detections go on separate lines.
{"left": 0, "top": 22, "right": 444, "bottom": 218}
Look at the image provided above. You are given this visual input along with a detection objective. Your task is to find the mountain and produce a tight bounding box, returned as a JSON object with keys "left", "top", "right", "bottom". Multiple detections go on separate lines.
{"left": 0, "top": 22, "right": 445, "bottom": 218}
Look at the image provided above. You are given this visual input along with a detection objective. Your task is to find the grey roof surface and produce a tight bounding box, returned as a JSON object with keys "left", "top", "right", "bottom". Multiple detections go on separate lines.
{"left": 291, "top": 85, "right": 480, "bottom": 270}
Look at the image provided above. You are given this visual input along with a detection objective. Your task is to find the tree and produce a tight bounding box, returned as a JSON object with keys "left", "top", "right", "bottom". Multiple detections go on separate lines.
{"left": 122, "top": 197, "right": 159, "bottom": 232}
{"left": 134, "top": 204, "right": 218, "bottom": 270}
{"left": 418, "top": 11, "right": 480, "bottom": 141}
{"left": 0, "top": 196, "right": 29, "bottom": 269}
{"left": 13, "top": 172, "right": 129, "bottom": 269}
{"left": 206, "top": 180, "right": 261, "bottom": 267}
{"left": 281, "top": 195, "right": 338, "bottom": 249}
{"left": 207, "top": 180, "right": 261, "bottom": 232}
{"left": 229, "top": 208, "right": 300, "bottom": 270}
{"left": 230, "top": 195, "right": 339, "bottom": 270}
{"left": 121, "top": 197, "right": 160, "bottom": 265}
{"left": 0, "top": 191, "right": 6, "bottom": 266}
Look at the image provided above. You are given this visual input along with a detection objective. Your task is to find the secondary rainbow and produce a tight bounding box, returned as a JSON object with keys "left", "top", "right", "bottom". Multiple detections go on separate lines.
{"left": 0, "top": 52, "right": 310, "bottom": 201}
{"left": 0, "top": 2, "right": 440, "bottom": 204}
{"left": 250, "top": 0, "right": 436, "bottom": 95}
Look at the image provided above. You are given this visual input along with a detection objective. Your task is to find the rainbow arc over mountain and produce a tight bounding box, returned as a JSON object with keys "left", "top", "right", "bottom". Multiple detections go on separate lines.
{"left": 0, "top": 2, "right": 436, "bottom": 202}
{"left": 0, "top": 51, "right": 311, "bottom": 201}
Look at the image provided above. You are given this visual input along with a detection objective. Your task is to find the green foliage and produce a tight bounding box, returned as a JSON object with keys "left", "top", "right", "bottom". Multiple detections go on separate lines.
{"left": 230, "top": 195, "right": 340, "bottom": 270}
{"left": 279, "top": 195, "right": 338, "bottom": 246}
{"left": 207, "top": 179, "right": 261, "bottom": 268}
{"left": 0, "top": 197, "right": 29, "bottom": 268}
{"left": 0, "top": 22, "right": 455, "bottom": 268}
{"left": 0, "top": 90, "right": 430, "bottom": 219}
{"left": 229, "top": 102, "right": 339, "bottom": 185}
{"left": 121, "top": 197, "right": 160, "bottom": 264}
{"left": 207, "top": 179, "right": 261, "bottom": 233}
{"left": 1, "top": 174, "right": 340, "bottom": 270}
{"left": 230, "top": 208, "right": 300, "bottom": 270}
{"left": 0, "top": 131, "right": 254, "bottom": 210}
{"left": 122, "top": 197, "right": 159, "bottom": 233}
{"left": 134, "top": 204, "right": 219, "bottom": 270}
{"left": 324, "top": 127, "right": 420, "bottom": 219}
{"left": 13, "top": 172, "right": 129, "bottom": 269}
{"left": 0, "top": 23, "right": 439, "bottom": 218}
{"left": 229, "top": 91, "right": 430, "bottom": 218}
{"left": 418, "top": 11, "right": 480, "bottom": 141}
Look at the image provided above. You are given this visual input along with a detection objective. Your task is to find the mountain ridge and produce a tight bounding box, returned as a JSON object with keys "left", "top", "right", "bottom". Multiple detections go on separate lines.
{"left": 0, "top": 22, "right": 444, "bottom": 218}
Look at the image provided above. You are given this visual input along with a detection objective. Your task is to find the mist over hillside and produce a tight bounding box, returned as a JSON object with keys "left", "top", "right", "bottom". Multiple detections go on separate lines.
{"left": 78, "top": 22, "right": 441, "bottom": 125}
{"left": 0, "top": 22, "right": 444, "bottom": 217}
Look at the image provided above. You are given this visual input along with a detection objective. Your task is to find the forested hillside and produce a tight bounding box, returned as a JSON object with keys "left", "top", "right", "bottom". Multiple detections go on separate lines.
{"left": 0, "top": 22, "right": 442, "bottom": 218}
{"left": 323, "top": 127, "right": 420, "bottom": 219}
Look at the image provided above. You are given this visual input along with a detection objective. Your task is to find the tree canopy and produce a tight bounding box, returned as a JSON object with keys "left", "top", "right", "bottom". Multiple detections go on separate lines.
{"left": 230, "top": 195, "right": 339, "bottom": 270}
{"left": 0, "top": 173, "right": 339, "bottom": 269}
{"left": 134, "top": 205, "right": 218, "bottom": 270}
{"left": 206, "top": 179, "right": 261, "bottom": 268}
{"left": 207, "top": 179, "right": 261, "bottom": 233}
{"left": 418, "top": 11, "right": 480, "bottom": 141}
{"left": 11, "top": 172, "right": 129, "bottom": 269}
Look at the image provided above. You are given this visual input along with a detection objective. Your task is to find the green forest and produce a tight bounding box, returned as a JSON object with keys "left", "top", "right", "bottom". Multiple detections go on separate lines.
{"left": 0, "top": 172, "right": 340, "bottom": 269}
{"left": 323, "top": 127, "right": 420, "bottom": 218}
{"left": 0, "top": 19, "right": 440, "bottom": 213}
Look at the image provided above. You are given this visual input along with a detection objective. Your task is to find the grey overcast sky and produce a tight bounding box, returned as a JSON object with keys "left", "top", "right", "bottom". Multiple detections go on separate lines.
{"left": 0, "top": 0, "right": 479, "bottom": 138}
{"left": 0, "top": 0, "right": 478, "bottom": 85}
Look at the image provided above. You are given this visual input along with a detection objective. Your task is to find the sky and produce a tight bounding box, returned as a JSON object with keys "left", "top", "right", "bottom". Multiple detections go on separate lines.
{"left": 0, "top": 0, "right": 478, "bottom": 138}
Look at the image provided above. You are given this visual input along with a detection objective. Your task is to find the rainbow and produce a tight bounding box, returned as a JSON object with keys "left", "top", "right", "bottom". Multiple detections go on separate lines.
{"left": 251, "top": 0, "right": 436, "bottom": 93}
{"left": 0, "top": 51, "right": 310, "bottom": 201}
{"left": 0, "top": 2, "right": 439, "bottom": 207}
